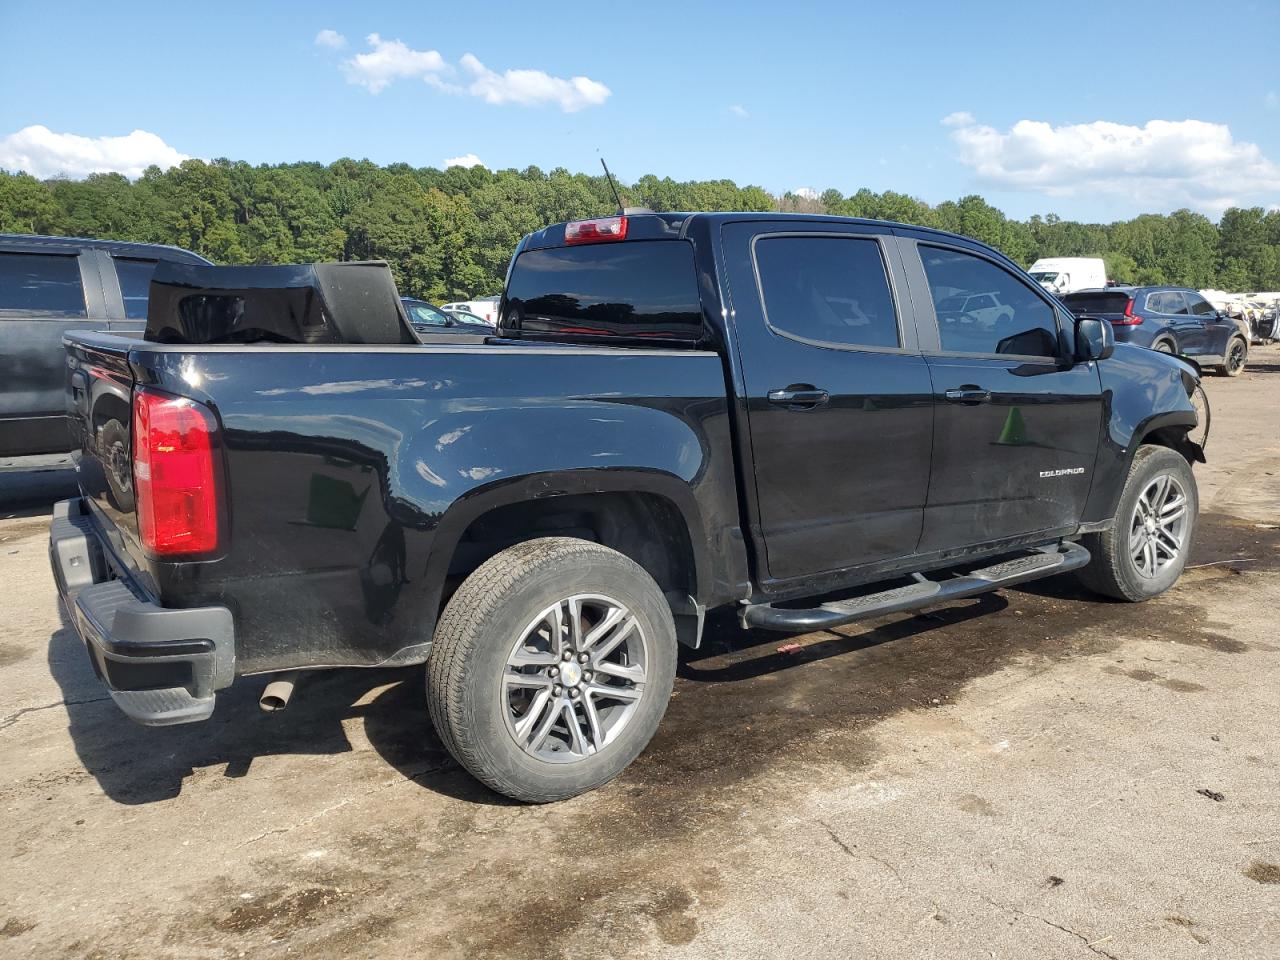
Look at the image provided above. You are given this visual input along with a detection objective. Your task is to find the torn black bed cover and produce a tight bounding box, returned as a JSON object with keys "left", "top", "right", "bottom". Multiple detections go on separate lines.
{"left": 144, "top": 260, "right": 417, "bottom": 345}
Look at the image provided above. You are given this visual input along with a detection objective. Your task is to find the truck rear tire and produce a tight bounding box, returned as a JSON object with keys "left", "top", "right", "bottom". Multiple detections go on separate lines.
{"left": 426, "top": 537, "right": 677, "bottom": 803}
{"left": 1076, "top": 445, "right": 1198, "bottom": 602}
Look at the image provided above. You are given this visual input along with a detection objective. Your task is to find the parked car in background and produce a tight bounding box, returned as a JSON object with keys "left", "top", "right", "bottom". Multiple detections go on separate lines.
{"left": 0, "top": 234, "right": 210, "bottom": 457}
{"left": 441, "top": 307, "right": 497, "bottom": 333}
{"left": 1027, "top": 257, "right": 1107, "bottom": 295}
{"left": 441, "top": 295, "right": 500, "bottom": 324}
{"left": 1062, "top": 286, "right": 1250, "bottom": 376}
{"left": 933, "top": 290, "right": 1014, "bottom": 330}
{"left": 402, "top": 297, "right": 493, "bottom": 336}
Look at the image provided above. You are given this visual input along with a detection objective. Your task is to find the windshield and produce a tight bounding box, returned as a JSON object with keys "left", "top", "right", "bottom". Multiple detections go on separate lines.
{"left": 1029, "top": 272, "right": 1059, "bottom": 283}
{"left": 936, "top": 295, "right": 969, "bottom": 312}
{"left": 449, "top": 310, "right": 491, "bottom": 327}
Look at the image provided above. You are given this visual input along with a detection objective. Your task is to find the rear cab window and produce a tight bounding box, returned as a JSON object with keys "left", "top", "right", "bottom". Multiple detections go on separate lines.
{"left": 0, "top": 251, "right": 86, "bottom": 318}
{"left": 501, "top": 240, "right": 703, "bottom": 342}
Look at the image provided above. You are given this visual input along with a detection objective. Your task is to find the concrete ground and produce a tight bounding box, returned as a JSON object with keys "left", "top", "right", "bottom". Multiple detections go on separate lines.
{"left": 2, "top": 347, "right": 1278, "bottom": 960}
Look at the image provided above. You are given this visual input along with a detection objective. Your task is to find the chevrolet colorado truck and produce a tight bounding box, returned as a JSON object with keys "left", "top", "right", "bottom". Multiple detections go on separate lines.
{"left": 50, "top": 213, "right": 1207, "bottom": 802}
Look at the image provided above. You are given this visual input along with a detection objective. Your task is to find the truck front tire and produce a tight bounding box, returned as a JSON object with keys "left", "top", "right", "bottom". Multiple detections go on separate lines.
{"left": 1076, "top": 445, "right": 1198, "bottom": 602}
{"left": 426, "top": 537, "right": 677, "bottom": 803}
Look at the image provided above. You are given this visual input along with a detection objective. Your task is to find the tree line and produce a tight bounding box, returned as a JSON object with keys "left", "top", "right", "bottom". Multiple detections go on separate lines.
{"left": 2, "top": 159, "right": 1278, "bottom": 301}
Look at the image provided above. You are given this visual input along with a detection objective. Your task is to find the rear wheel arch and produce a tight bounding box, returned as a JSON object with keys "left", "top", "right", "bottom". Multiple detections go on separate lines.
{"left": 426, "top": 472, "right": 709, "bottom": 647}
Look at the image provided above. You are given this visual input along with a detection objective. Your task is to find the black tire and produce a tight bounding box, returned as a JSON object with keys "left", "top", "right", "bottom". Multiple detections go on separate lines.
{"left": 1217, "top": 337, "right": 1247, "bottom": 377}
{"left": 1076, "top": 445, "right": 1198, "bottom": 602}
{"left": 426, "top": 537, "right": 677, "bottom": 803}
{"left": 1153, "top": 340, "right": 1176, "bottom": 355}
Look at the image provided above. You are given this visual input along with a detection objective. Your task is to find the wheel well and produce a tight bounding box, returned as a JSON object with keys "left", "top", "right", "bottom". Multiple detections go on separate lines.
{"left": 1141, "top": 427, "right": 1204, "bottom": 466}
{"left": 444, "top": 491, "right": 700, "bottom": 635}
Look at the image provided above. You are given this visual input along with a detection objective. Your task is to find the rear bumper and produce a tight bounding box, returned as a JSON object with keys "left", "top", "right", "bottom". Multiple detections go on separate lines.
{"left": 49, "top": 498, "right": 235, "bottom": 726}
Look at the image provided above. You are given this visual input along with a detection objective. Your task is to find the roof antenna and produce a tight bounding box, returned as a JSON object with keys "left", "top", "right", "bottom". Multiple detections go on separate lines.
{"left": 600, "top": 157, "right": 626, "bottom": 215}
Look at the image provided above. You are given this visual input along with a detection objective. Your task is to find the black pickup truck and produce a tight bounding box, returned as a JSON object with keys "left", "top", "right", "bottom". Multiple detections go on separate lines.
{"left": 50, "top": 213, "right": 1207, "bottom": 802}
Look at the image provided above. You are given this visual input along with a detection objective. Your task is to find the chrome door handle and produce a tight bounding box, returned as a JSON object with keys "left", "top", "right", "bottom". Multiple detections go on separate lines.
{"left": 944, "top": 387, "right": 991, "bottom": 404}
{"left": 767, "top": 387, "right": 830, "bottom": 408}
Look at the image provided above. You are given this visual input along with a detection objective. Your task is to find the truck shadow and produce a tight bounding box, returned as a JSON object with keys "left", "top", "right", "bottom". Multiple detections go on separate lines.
{"left": 47, "top": 512, "right": 1279, "bottom": 807}
{"left": 49, "top": 593, "right": 1007, "bottom": 808}
{"left": 47, "top": 601, "right": 504, "bottom": 806}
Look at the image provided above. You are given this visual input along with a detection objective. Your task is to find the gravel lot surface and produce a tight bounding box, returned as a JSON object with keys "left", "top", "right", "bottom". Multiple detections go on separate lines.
{"left": 2, "top": 346, "right": 1278, "bottom": 959}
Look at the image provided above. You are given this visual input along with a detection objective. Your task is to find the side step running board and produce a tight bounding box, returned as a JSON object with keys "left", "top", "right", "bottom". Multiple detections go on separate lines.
{"left": 741, "top": 541, "right": 1091, "bottom": 632}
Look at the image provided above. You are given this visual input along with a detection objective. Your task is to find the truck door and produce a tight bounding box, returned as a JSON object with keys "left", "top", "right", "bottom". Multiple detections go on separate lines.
{"left": 897, "top": 234, "right": 1104, "bottom": 551}
{"left": 0, "top": 244, "right": 107, "bottom": 457}
{"left": 721, "top": 222, "right": 934, "bottom": 586}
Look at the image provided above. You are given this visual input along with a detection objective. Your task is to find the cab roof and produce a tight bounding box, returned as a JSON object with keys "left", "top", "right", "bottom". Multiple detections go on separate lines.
{"left": 519, "top": 212, "right": 1011, "bottom": 260}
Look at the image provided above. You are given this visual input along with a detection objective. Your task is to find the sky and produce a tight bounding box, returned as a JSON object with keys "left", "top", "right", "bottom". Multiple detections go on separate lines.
{"left": 1, "top": 0, "right": 1278, "bottom": 223}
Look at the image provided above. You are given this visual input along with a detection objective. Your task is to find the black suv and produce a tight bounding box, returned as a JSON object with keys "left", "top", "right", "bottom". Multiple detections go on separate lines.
{"left": 1062, "top": 286, "right": 1249, "bottom": 376}
{"left": 0, "top": 234, "right": 210, "bottom": 458}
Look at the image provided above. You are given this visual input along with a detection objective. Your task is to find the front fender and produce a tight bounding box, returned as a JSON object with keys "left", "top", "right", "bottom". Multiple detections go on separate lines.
{"left": 1081, "top": 344, "right": 1203, "bottom": 524}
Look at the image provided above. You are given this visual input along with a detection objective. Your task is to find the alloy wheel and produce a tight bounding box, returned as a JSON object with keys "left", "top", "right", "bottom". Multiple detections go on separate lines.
{"left": 503, "top": 594, "right": 649, "bottom": 763}
{"left": 1128, "top": 474, "right": 1189, "bottom": 578}
{"left": 1227, "top": 340, "right": 1246, "bottom": 373}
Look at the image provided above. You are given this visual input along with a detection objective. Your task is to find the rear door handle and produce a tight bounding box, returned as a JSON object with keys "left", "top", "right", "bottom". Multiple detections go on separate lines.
{"left": 767, "top": 387, "right": 830, "bottom": 408}
{"left": 944, "top": 386, "right": 991, "bottom": 405}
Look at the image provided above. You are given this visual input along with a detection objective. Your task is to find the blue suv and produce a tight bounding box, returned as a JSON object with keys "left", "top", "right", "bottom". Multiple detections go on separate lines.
{"left": 1062, "top": 286, "right": 1249, "bottom": 376}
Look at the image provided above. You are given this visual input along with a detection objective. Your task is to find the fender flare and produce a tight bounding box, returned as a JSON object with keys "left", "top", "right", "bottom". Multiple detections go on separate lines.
{"left": 419, "top": 467, "right": 711, "bottom": 631}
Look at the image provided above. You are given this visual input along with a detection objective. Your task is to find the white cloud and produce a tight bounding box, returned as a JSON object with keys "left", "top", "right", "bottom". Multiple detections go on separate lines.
{"left": 0, "top": 125, "right": 190, "bottom": 179}
{"left": 341, "top": 33, "right": 447, "bottom": 93}
{"left": 335, "top": 35, "right": 609, "bottom": 112}
{"left": 458, "top": 53, "right": 610, "bottom": 112}
{"left": 945, "top": 113, "right": 1280, "bottom": 215}
{"left": 314, "top": 29, "right": 347, "bottom": 50}
{"left": 792, "top": 187, "right": 819, "bottom": 200}
{"left": 444, "top": 153, "right": 484, "bottom": 169}
{"left": 729, "top": 104, "right": 749, "bottom": 118}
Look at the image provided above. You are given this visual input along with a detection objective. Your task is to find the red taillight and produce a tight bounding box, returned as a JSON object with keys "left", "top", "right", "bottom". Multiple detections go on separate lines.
{"left": 564, "top": 216, "right": 628, "bottom": 244}
{"left": 1113, "top": 298, "right": 1144, "bottom": 326}
{"left": 132, "top": 387, "right": 221, "bottom": 556}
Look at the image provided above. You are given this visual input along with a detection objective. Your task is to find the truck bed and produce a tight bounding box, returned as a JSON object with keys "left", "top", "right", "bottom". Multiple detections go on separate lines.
{"left": 65, "top": 332, "right": 746, "bottom": 677}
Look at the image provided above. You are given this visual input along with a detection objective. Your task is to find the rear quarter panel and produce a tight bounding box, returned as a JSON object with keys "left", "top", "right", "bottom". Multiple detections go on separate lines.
{"left": 127, "top": 344, "right": 743, "bottom": 674}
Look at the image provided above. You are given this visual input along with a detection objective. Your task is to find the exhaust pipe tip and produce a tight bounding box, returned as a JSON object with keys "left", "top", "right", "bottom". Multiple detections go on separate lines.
{"left": 259, "top": 671, "right": 302, "bottom": 713}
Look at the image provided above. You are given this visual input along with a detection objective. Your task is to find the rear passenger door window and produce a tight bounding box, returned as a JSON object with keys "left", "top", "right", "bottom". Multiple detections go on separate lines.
{"left": 753, "top": 235, "right": 900, "bottom": 349}
{"left": 112, "top": 258, "right": 159, "bottom": 320}
{"left": 0, "top": 252, "right": 86, "bottom": 318}
{"left": 919, "top": 246, "right": 1059, "bottom": 358}
{"left": 1150, "top": 292, "right": 1189, "bottom": 315}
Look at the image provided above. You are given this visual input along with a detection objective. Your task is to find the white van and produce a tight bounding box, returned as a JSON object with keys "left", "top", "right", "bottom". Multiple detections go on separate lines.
{"left": 1027, "top": 258, "right": 1107, "bottom": 296}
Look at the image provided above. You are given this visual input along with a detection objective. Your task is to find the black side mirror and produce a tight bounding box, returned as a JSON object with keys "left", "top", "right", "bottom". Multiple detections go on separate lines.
{"left": 1075, "top": 316, "right": 1114, "bottom": 361}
